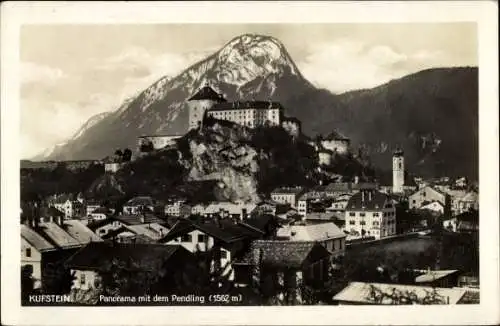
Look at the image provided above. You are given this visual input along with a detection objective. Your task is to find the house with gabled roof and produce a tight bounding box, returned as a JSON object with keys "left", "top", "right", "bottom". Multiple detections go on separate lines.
{"left": 123, "top": 196, "right": 163, "bottom": 215}
{"left": 344, "top": 189, "right": 397, "bottom": 240}
{"left": 64, "top": 242, "right": 195, "bottom": 291}
{"left": 159, "top": 218, "right": 264, "bottom": 280}
{"left": 88, "top": 213, "right": 169, "bottom": 239}
{"left": 21, "top": 224, "right": 57, "bottom": 289}
{"left": 270, "top": 186, "right": 304, "bottom": 208}
{"left": 276, "top": 222, "right": 345, "bottom": 259}
{"left": 409, "top": 185, "right": 450, "bottom": 211}
{"left": 232, "top": 240, "right": 331, "bottom": 304}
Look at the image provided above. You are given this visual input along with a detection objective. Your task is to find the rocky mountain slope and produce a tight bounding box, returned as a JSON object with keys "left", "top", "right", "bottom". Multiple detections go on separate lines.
{"left": 38, "top": 33, "right": 478, "bottom": 180}
{"left": 43, "top": 34, "right": 312, "bottom": 161}
{"left": 287, "top": 67, "right": 477, "bottom": 180}
{"left": 84, "top": 118, "right": 374, "bottom": 204}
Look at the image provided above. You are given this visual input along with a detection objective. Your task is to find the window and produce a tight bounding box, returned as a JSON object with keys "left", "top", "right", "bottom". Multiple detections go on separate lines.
{"left": 373, "top": 213, "right": 379, "bottom": 217}
{"left": 360, "top": 213, "right": 366, "bottom": 217}
{"left": 80, "top": 273, "right": 86, "bottom": 285}
{"left": 349, "top": 220, "right": 355, "bottom": 225}
{"left": 26, "top": 248, "right": 31, "bottom": 258}
{"left": 197, "top": 234, "right": 206, "bottom": 243}
{"left": 360, "top": 221, "right": 366, "bottom": 225}
{"left": 181, "top": 234, "right": 192, "bottom": 242}
{"left": 349, "top": 212, "right": 355, "bottom": 217}
{"left": 373, "top": 221, "right": 379, "bottom": 226}
{"left": 221, "top": 250, "right": 228, "bottom": 259}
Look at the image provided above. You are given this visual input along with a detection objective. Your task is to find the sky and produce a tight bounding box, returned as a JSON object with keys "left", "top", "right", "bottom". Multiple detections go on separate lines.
{"left": 20, "top": 23, "right": 477, "bottom": 159}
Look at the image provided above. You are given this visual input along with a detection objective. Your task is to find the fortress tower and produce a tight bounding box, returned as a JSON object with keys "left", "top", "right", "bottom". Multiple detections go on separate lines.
{"left": 392, "top": 149, "right": 405, "bottom": 193}
{"left": 187, "top": 82, "right": 226, "bottom": 131}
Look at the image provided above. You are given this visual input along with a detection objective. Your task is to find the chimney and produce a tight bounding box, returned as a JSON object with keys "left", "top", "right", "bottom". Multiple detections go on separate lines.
{"left": 361, "top": 191, "right": 365, "bottom": 202}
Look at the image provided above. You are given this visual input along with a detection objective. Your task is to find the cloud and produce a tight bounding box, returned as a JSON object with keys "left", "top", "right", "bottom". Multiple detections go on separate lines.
{"left": 20, "top": 96, "right": 113, "bottom": 159}
{"left": 296, "top": 39, "right": 457, "bottom": 93}
{"left": 21, "top": 62, "right": 66, "bottom": 84}
{"left": 92, "top": 45, "right": 216, "bottom": 105}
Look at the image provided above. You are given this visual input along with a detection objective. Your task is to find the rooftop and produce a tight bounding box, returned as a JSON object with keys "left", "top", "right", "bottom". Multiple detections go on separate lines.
{"left": 21, "top": 224, "right": 56, "bottom": 252}
{"left": 333, "top": 282, "right": 466, "bottom": 305}
{"left": 346, "top": 190, "right": 391, "bottom": 211}
{"left": 124, "top": 196, "right": 159, "bottom": 207}
{"left": 160, "top": 218, "right": 262, "bottom": 244}
{"left": 271, "top": 186, "right": 304, "bottom": 195}
{"left": 414, "top": 270, "right": 460, "bottom": 283}
{"left": 277, "top": 222, "right": 345, "bottom": 242}
{"left": 62, "top": 220, "right": 103, "bottom": 244}
{"left": 235, "top": 240, "right": 330, "bottom": 269}
{"left": 188, "top": 84, "right": 226, "bottom": 102}
{"left": 65, "top": 242, "right": 186, "bottom": 272}
{"left": 209, "top": 101, "right": 283, "bottom": 112}
{"left": 38, "top": 222, "right": 82, "bottom": 248}
{"left": 204, "top": 202, "right": 257, "bottom": 215}
{"left": 114, "top": 214, "right": 168, "bottom": 226}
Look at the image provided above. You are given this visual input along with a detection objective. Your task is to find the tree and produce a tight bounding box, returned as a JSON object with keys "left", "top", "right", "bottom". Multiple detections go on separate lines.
{"left": 21, "top": 265, "right": 35, "bottom": 304}
{"left": 114, "top": 149, "right": 123, "bottom": 163}
{"left": 122, "top": 148, "right": 133, "bottom": 162}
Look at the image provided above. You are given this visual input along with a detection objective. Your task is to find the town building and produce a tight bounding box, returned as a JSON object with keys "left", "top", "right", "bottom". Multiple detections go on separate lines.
{"left": 442, "top": 210, "right": 479, "bottom": 233}
{"left": 159, "top": 218, "right": 264, "bottom": 280}
{"left": 89, "top": 207, "right": 113, "bottom": 222}
{"left": 85, "top": 201, "right": 102, "bottom": 216}
{"left": 393, "top": 149, "right": 405, "bottom": 194}
{"left": 454, "top": 191, "right": 479, "bottom": 215}
{"left": 202, "top": 201, "right": 256, "bottom": 220}
{"left": 51, "top": 196, "right": 84, "bottom": 219}
{"left": 64, "top": 242, "right": 195, "bottom": 291}
{"left": 206, "top": 100, "right": 283, "bottom": 129}
{"left": 270, "top": 186, "right": 304, "bottom": 208}
{"left": 408, "top": 185, "right": 449, "bottom": 210}
{"left": 276, "top": 222, "right": 346, "bottom": 260}
{"left": 333, "top": 282, "right": 468, "bottom": 305}
{"left": 89, "top": 214, "right": 169, "bottom": 239}
{"left": 21, "top": 224, "right": 57, "bottom": 289}
{"left": 188, "top": 83, "right": 227, "bottom": 131}
{"left": 123, "top": 196, "right": 162, "bottom": 215}
{"left": 232, "top": 240, "right": 331, "bottom": 304}
{"left": 137, "top": 134, "right": 182, "bottom": 153}
{"left": 344, "top": 189, "right": 397, "bottom": 239}
{"left": 164, "top": 199, "right": 192, "bottom": 217}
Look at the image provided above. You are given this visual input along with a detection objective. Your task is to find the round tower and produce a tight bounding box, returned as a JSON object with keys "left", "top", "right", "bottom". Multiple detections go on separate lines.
{"left": 187, "top": 82, "right": 226, "bottom": 131}
{"left": 392, "top": 149, "right": 404, "bottom": 193}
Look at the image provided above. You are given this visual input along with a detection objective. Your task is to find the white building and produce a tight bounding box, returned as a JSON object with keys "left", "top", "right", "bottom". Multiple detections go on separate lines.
{"left": 164, "top": 199, "right": 192, "bottom": 217}
{"left": 344, "top": 189, "right": 397, "bottom": 239}
{"left": 207, "top": 100, "right": 282, "bottom": 128}
{"left": 277, "top": 222, "right": 346, "bottom": 259}
{"left": 270, "top": 186, "right": 304, "bottom": 208}
{"left": 21, "top": 225, "right": 57, "bottom": 289}
{"left": 393, "top": 149, "right": 405, "bottom": 194}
